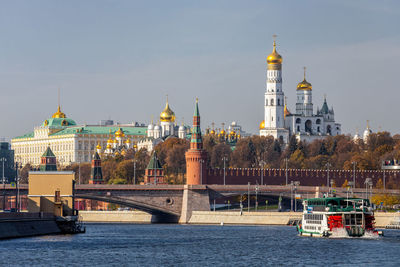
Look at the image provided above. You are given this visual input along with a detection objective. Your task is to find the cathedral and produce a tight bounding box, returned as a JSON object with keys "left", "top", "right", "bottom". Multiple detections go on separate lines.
{"left": 259, "top": 39, "right": 341, "bottom": 143}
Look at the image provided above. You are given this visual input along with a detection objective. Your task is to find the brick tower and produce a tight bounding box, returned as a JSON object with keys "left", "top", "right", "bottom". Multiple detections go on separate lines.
{"left": 144, "top": 151, "right": 166, "bottom": 184}
{"left": 185, "top": 98, "right": 207, "bottom": 185}
{"left": 39, "top": 146, "right": 57, "bottom": 171}
{"left": 89, "top": 152, "right": 104, "bottom": 184}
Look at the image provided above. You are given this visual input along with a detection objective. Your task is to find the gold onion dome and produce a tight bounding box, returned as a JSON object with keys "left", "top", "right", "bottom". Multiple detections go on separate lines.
{"left": 96, "top": 143, "right": 102, "bottom": 150}
{"left": 266, "top": 40, "right": 282, "bottom": 65}
{"left": 106, "top": 144, "right": 112, "bottom": 149}
{"left": 259, "top": 120, "right": 265, "bottom": 130}
{"left": 210, "top": 129, "right": 215, "bottom": 135}
{"left": 52, "top": 106, "right": 66, "bottom": 118}
{"left": 160, "top": 98, "right": 175, "bottom": 122}
{"left": 284, "top": 104, "right": 291, "bottom": 118}
{"left": 220, "top": 129, "right": 226, "bottom": 135}
{"left": 125, "top": 139, "right": 131, "bottom": 143}
{"left": 115, "top": 128, "right": 125, "bottom": 138}
{"left": 113, "top": 139, "right": 118, "bottom": 143}
{"left": 297, "top": 67, "right": 312, "bottom": 90}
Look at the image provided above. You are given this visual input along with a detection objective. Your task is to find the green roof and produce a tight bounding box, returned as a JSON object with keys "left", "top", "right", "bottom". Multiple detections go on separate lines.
{"left": 50, "top": 126, "right": 147, "bottom": 136}
{"left": 42, "top": 118, "right": 77, "bottom": 127}
{"left": 146, "top": 151, "right": 162, "bottom": 170}
{"left": 42, "top": 146, "right": 55, "bottom": 157}
{"left": 14, "top": 132, "right": 34, "bottom": 139}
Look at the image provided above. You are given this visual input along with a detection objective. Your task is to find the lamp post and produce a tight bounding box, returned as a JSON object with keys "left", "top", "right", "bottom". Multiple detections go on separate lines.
{"left": 284, "top": 158, "right": 289, "bottom": 186}
{"left": 255, "top": 185, "right": 259, "bottom": 212}
{"left": 290, "top": 181, "right": 294, "bottom": 212}
{"left": 1, "top": 157, "right": 7, "bottom": 211}
{"left": 365, "top": 178, "right": 372, "bottom": 200}
{"left": 325, "top": 162, "right": 331, "bottom": 195}
{"left": 294, "top": 181, "right": 300, "bottom": 212}
{"left": 352, "top": 161, "right": 357, "bottom": 189}
{"left": 259, "top": 161, "right": 265, "bottom": 185}
{"left": 133, "top": 160, "right": 136, "bottom": 185}
{"left": 348, "top": 181, "right": 354, "bottom": 197}
{"left": 383, "top": 170, "right": 386, "bottom": 191}
{"left": 15, "top": 161, "right": 22, "bottom": 212}
{"left": 222, "top": 156, "right": 228, "bottom": 185}
{"left": 247, "top": 182, "right": 250, "bottom": 212}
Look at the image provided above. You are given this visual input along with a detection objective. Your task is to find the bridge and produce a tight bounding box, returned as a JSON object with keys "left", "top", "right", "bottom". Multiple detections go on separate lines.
{"left": 3, "top": 184, "right": 399, "bottom": 222}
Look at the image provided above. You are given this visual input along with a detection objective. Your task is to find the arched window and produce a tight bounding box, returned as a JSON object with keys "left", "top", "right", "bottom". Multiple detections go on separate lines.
{"left": 278, "top": 99, "right": 280, "bottom": 106}
{"left": 305, "top": 120, "right": 312, "bottom": 133}
{"left": 316, "top": 119, "right": 321, "bottom": 125}
{"left": 296, "top": 118, "right": 301, "bottom": 124}
{"left": 327, "top": 125, "right": 332, "bottom": 135}
{"left": 266, "top": 99, "right": 268, "bottom": 106}
{"left": 271, "top": 99, "right": 274, "bottom": 106}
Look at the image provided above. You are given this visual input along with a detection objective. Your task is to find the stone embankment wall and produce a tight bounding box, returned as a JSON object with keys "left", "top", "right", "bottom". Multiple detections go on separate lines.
{"left": 207, "top": 168, "right": 400, "bottom": 187}
{"left": 0, "top": 213, "right": 60, "bottom": 239}
{"left": 79, "top": 211, "right": 153, "bottom": 223}
{"left": 78, "top": 210, "right": 397, "bottom": 228}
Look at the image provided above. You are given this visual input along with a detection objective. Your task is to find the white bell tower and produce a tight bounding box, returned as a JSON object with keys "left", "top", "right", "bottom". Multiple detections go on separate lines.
{"left": 260, "top": 35, "right": 289, "bottom": 143}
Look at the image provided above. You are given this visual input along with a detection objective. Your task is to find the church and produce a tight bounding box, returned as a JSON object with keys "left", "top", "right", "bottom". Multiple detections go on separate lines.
{"left": 259, "top": 39, "right": 341, "bottom": 143}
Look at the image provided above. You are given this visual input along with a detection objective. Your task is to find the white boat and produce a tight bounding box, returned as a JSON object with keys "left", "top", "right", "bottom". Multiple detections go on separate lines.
{"left": 297, "top": 197, "right": 381, "bottom": 237}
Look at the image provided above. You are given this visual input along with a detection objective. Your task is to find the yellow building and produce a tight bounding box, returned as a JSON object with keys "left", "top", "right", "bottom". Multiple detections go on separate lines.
{"left": 28, "top": 171, "right": 75, "bottom": 217}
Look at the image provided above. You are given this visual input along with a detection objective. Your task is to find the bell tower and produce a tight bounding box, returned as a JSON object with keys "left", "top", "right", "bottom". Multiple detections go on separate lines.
{"left": 260, "top": 35, "right": 289, "bottom": 143}
{"left": 185, "top": 98, "right": 208, "bottom": 185}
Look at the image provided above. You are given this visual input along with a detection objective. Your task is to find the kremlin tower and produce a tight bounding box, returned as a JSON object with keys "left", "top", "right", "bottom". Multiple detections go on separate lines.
{"left": 259, "top": 36, "right": 289, "bottom": 143}
{"left": 89, "top": 152, "right": 103, "bottom": 184}
{"left": 185, "top": 98, "right": 207, "bottom": 185}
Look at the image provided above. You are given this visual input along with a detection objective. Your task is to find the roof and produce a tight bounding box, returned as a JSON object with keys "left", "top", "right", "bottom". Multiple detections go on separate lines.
{"left": 320, "top": 99, "right": 329, "bottom": 114}
{"left": 14, "top": 132, "right": 34, "bottom": 139}
{"left": 146, "top": 151, "right": 162, "bottom": 170}
{"left": 42, "top": 146, "right": 55, "bottom": 157}
{"left": 50, "top": 126, "right": 147, "bottom": 136}
{"left": 42, "top": 117, "right": 77, "bottom": 127}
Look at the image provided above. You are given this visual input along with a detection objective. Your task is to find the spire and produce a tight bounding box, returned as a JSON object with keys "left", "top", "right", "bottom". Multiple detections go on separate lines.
{"left": 367, "top": 120, "right": 370, "bottom": 129}
{"left": 190, "top": 98, "right": 203, "bottom": 149}
{"left": 194, "top": 97, "right": 200, "bottom": 117}
{"left": 303, "top": 66, "right": 306, "bottom": 80}
{"left": 272, "top": 34, "right": 277, "bottom": 53}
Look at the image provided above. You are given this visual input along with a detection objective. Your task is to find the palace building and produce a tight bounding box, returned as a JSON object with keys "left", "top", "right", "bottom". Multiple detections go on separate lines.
{"left": 260, "top": 39, "right": 341, "bottom": 143}
{"left": 11, "top": 105, "right": 147, "bottom": 166}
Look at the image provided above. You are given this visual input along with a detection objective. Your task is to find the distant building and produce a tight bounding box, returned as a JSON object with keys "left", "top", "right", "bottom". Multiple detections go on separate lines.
{"left": 0, "top": 142, "right": 15, "bottom": 183}
{"left": 259, "top": 39, "right": 341, "bottom": 143}
{"left": 144, "top": 151, "right": 166, "bottom": 184}
{"left": 11, "top": 105, "right": 147, "bottom": 166}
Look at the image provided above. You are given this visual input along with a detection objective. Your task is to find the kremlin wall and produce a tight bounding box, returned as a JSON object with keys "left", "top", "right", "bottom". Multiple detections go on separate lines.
{"left": 206, "top": 168, "right": 399, "bottom": 188}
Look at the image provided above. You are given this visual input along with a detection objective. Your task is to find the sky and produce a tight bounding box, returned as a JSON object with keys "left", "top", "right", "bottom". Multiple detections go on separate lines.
{"left": 1, "top": 0, "right": 400, "bottom": 140}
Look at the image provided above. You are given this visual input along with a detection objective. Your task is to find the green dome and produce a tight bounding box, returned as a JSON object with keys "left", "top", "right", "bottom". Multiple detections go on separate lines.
{"left": 42, "top": 118, "right": 77, "bottom": 128}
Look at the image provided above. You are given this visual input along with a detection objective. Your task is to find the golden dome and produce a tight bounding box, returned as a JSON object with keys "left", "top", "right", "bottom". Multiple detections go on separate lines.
{"left": 107, "top": 137, "right": 113, "bottom": 144}
{"left": 106, "top": 144, "right": 112, "bottom": 149}
{"left": 230, "top": 131, "right": 236, "bottom": 136}
{"left": 52, "top": 106, "right": 66, "bottom": 118}
{"left": 220, "top": 129, "right": 226, "bottom": 136}
{"left": 266, "top": 40, "right": 282, "bottom": 65}
{"left": 259, "top": 120, "right": 265, "bottom": 130}
{"left": 113, "top": 139, "right": 118, "bottom": 143}
{"left": 297, "top": 67, "right": 312, "bottom": 90}
{"left": 284, "top": 99, "right": 291, "bottom": 118}
{"left": 115, "top": 128, "right": 125, "bottom": 138}
{"left": 96, "top": 143, "right": 102, "bottom": 150}
{"left": 121, "top": 150, "right": 126, "bottom": 156}
{"left": 125, "top": 139, "right": 131, "bottom": 143}
{"left": 237, "top": 134, "right": 241, "bottom": 138}
{"left": 210, "top": 129, "right": 215, "bottom": 135}
{"left": 160, "top": 98, "right": 175, "bottom": 122}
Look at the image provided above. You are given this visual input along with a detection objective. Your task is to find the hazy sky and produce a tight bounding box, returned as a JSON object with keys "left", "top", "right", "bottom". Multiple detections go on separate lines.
{"left": 1, "top": 0, "right": 399, "bottom": 140}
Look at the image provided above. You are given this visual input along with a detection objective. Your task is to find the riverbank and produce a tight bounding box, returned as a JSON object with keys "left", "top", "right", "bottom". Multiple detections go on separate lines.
{"left": 79, "top": 210, "right": 398, "bottom": 228}
{"left": 0, "top": 213, "right": 61, "bottom": 239}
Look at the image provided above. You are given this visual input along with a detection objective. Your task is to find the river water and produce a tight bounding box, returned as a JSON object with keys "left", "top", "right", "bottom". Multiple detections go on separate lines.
{"left": 1, "top": 224, "right": 400, "bottom": 266}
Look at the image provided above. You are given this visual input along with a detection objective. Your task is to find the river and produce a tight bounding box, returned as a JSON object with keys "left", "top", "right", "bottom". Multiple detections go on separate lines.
{"left": 1, "top": 224, "right": 400, "bottom": 266}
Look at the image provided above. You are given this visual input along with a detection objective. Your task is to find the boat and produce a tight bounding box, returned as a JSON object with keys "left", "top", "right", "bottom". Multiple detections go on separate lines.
{"left": 297, "top": 197, "right": 382, "bottom": 237}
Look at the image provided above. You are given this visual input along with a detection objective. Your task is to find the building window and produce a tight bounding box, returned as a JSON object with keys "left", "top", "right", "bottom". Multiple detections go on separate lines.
{"left": 278, "top": 99, "right": 280, "bottom": 106}
{"left": 271, "top": 99, "right": 274, "bottom": 106}
{"left": 296, "top": 118, "right": 301, "bottom": 124}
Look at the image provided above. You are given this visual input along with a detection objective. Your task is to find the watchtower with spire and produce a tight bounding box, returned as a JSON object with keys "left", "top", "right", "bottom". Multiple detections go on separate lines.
{"left": 39, "top": 146, "right": 57, "bottom": 171}
{"left": 185, "top": 98, "right": 208, "bottom": 185}
{"left": 89, "top": 152, "right": 104, "bottom": 184}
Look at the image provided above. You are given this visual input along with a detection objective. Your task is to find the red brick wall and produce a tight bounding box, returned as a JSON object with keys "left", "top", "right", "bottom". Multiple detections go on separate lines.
{"left": 206, "top": 168, "right": 400, "bottom": 188}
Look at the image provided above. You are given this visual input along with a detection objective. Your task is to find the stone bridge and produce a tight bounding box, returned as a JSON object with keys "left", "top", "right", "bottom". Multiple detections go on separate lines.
{"left": 4, "top": 184, "right": 400, "bottom": 223}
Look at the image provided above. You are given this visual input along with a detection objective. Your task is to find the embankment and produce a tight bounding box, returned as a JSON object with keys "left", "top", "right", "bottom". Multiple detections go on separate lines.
{"left": 0, "top": 213, "right": 61, "bottom": 239}
{"left": 78, "top": 210, "right": 398, "bottom": 228}
{"left": 79, "top": 210, "right": 153, "bottom": 223}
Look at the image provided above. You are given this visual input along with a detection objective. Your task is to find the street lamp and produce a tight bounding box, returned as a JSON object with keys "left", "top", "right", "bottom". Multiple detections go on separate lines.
{"left": 1, "top": 157, "right": 7, "bottom": 211}
{"left": 222, "top": 156, "right": 228, "bottom": 185}
{"left": 255, "top": 185, "right": 259, "bottom": 212}
{"left": 365, "top": 178, "right": 372, "bottom": 200}
{"left": 133, "top": 159, "right": 137, "bottom": 185}
{"left": 352, "top": 161, "right": 357, "bottom": 189}
{"left": 259, "top": 161, "right": 265, "bottom": 185}
{"left": 325, "top": 162, "right": 331, "bottom": 195}
{"left": 284, "top": 158, "right": 289, "bottom": 186}
{"left": 294, "top": 181, "right": 300, "bottom": 212}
